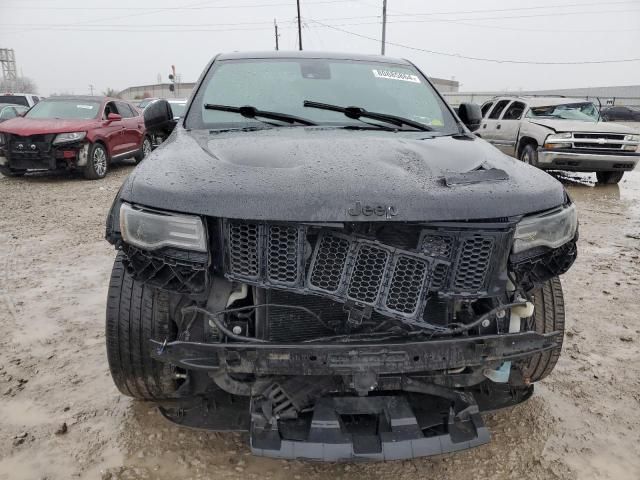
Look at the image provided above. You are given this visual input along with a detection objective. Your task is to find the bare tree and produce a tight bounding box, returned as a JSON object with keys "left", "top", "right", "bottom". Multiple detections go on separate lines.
{"left": 0, "top": 76, "right": 38, "bottom": 93}
{"left": 103, "top": 88, "right": 120, "bottom": 98}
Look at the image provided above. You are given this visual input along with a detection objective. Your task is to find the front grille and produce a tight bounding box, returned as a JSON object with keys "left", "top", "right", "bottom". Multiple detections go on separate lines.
{"left": 224, "top": 220, "right": 511, "bottom": 322}
{"left": 385, "top": 255, "right": 429, "bottom": 314}
{"left": 566, "top": 132, "right": 635, "bottom": 152}
{"left": 309, "top": 234, "right": 351, "bottom": 293}
{"left": 574, "top": 142, "right": 623, "bottom": 150}
{"left": 453, "top": 236, "right": 495, "bottom": 291}
{"left": 8, "top": 134, "right": 54, "bottom": 156}
{"left": 228, "top": 222, "right": 260, "bottom": 279}
{"left": 346, "top": 244, "right": 390, "bottom": 304}
{"left": 573, "top": 133, "right": 624, "bottom": 140}
{"left": 266, "top": 224, "right": 303, "bottom": 285}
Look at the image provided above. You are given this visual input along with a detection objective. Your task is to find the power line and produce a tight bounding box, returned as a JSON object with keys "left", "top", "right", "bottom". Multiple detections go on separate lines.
{"left": 4, "top": 7, "right": 639, "bottom": 30}
{"left": 362, "top": 0, "right": 640, "bottom": 17}
{"left": 1, "top": 0, "right": 354, "bottom": 10}
{"left": 306, "top": 18, "right": 640, "bottom": 65}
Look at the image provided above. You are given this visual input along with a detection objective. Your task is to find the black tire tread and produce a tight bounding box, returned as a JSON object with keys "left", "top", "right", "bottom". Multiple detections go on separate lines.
{"left": 106, "top": 252, "right": 176, "bottom": 400}
{"left": 596, "top": 171, "right": 624, "bottom": 185}
{"left": 523, "top": 276, "right": 565, "bottom": 382}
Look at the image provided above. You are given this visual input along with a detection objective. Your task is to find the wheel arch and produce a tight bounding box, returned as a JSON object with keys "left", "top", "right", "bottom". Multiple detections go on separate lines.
{"left": 516, "top": 136, "right": 538, "bottom": 159}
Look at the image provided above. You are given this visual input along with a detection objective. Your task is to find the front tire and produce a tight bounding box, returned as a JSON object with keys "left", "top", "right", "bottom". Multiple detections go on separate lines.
{"left": 596, "top": 171, "right": 624, "bottom": 184}
{"left": 519, "top": 144, "right": 538, "bottom": 166}
{"left": 106, "top": 252, "right": 179, "bottom": 400}
{"left": 520, "top": 276, "right": 565, "bottom": 383}
{"left": 84, "top": 143, "right": 109, "bottom": 179}
{"left": 134, "top": 136, "right": 152, "bottom": 164}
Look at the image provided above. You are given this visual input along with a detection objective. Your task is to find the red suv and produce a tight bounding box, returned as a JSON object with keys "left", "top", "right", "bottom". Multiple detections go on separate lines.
{"left": 0, "top": 96, "right": 151, "bottom": 179}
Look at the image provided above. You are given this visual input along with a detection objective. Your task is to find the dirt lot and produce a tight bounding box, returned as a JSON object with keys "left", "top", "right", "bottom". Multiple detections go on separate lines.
{"left": 1, "top": 163, "right": 639, "bottom": 480}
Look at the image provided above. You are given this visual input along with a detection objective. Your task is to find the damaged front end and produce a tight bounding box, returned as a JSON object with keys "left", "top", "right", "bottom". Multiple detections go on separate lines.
{"left": 0, "top": 132, "right": 91, "bottom": 172}
{"left": 106, "top": 196, "right": 577, "bottom": 460}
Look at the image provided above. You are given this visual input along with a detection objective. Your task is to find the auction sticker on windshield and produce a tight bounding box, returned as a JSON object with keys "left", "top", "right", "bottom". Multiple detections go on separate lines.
{"left": 372, "top": 69, "right": 421, "bottom": 83}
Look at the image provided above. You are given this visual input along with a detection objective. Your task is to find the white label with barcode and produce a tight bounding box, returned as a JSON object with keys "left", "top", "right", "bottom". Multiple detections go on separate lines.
{"left": 372, "top": 69, "right": 421, "bottom": 83}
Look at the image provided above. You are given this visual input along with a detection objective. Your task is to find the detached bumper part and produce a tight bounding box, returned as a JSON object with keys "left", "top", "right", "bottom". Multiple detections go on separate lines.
{"left": 537, "top": 149, "right": 639, "bottom": 171}
{"left": 251, "top": 394, "right": 489, "bottom": 461}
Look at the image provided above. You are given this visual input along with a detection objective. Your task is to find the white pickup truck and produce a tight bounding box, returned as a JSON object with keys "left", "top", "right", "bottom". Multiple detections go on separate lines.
{"left": 476, "top": 96, "right": 640, "bottom": 184}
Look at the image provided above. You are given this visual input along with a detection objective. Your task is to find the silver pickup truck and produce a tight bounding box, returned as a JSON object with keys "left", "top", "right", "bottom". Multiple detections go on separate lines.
{"left": 477, "top": 96, "right": 640, "bottom": 184}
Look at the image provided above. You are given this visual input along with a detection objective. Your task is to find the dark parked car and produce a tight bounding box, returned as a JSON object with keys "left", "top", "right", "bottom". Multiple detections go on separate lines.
{"left": 0, "top": 96, "right": 151, "bottom": 179}
{"left": 0, "top": 103, "right": 28, "bottom": 122}
{"left": 104, "top": 52, "right": 578, "bottom": 461}
{"left": 601, "top": 105, "right": 640, "bottom": 122}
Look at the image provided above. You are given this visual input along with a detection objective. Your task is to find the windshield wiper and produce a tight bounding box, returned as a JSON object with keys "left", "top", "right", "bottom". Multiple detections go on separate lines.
{"left": 303, "top": 100, "right": 432, "bottom": 131}
{"left": 204, "top": 104, "right": 317, "bottom": 126}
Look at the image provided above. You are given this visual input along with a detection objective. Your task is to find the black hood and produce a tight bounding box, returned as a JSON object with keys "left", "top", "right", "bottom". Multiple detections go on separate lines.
{"left": 121, "top": 127, "right": 565, "bottom": 222}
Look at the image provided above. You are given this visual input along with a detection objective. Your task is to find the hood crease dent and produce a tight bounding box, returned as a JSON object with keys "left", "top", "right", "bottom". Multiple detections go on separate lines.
{"left": 124, "top": 128, "right": 565, "bottom": 222}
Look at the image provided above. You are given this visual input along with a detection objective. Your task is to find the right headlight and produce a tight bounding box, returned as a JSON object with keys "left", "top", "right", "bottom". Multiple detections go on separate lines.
{"left": 120, "top": 203, "right": 207, "bottom": 252}
{"left": 513, "top": 203, "right": 578, "bottom": 254}
{"left": 53, "top": 131, "right": 86, "bottom": 144}
{"left": 543, "top": 132, "right": 572, "bottom": 150}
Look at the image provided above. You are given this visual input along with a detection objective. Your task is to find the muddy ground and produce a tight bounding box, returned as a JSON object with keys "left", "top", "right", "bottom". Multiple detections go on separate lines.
{"left": 0, "top": 163, "right": 639, "bottom": 480}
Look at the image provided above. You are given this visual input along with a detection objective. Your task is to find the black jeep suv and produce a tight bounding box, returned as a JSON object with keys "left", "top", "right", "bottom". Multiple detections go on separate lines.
{"left": 105, "top": 52, "right": 577, "bottom": 461}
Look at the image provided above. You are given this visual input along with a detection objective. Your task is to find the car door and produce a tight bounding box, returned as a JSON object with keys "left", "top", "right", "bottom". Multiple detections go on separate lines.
{"left": 100, "top": 101, "right": 127, "bottom": 157}
{"left": 127, "top": 102, "right": 146, "bottom": 149}
{"left": 492, "top": 100, "right": 526, "bottom": 156}
{"left": 479, "top": 99, "right": 510, "bottom": 144}
{"left": 116, "top": 101, "right": 141, "bottom": 153}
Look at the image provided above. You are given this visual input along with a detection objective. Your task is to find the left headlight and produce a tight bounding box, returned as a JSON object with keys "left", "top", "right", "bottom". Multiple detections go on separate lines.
{"left": 513, "top": 203, "right": 577, "bottom": 254}
{"left": 53, "top": 131, "right": 86, "bottom": 144}
{"left": 120, "top": 203, "right": 207, "bottom": 252}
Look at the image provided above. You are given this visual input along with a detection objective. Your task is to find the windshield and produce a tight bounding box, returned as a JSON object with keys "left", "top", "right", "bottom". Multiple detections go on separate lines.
{"left": 169, "top": 102, "right": 187, "bottom": 117}
{"left": 187, "top": 58, "right": 457, "bottom": 133}
{"left": 25, "top": 99, "right": 101, "bottom": 120}
{"left": 138, "top": 98, "right": 156, "bottom": 108}
{"left": 0, "top": 95, "right": 28, "bottom": 107}
{"left": 527, "top": 102, "right": 600, "bottom": 122}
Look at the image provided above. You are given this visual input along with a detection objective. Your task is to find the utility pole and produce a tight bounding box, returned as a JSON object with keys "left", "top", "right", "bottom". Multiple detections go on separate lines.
{"left": 89, "top": 84, "right": 94, "bottom": 96}
{"left": 381, "top": 0, "right": 387, "bottom": 55}
{"left": 274, "top": 18, "right": 280, "bottom": 51}
{"left": 296, "top": 0, "right": 303, "bottom": 51}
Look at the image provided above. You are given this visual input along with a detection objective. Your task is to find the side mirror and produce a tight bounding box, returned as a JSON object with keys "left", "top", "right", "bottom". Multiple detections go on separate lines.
{"left": 144, "top": 99, "right": 176, "bottom": 137}
{"left": 107, "top": 113, "right": 122, "bottom": 122}
{"left": 458, "top": 103, "right": 482, "bottom": 132}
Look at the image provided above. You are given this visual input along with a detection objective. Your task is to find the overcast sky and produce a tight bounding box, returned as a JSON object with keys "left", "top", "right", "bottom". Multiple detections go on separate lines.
{"left": 1, "top": 0, "right": 639, "bottom": 96}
